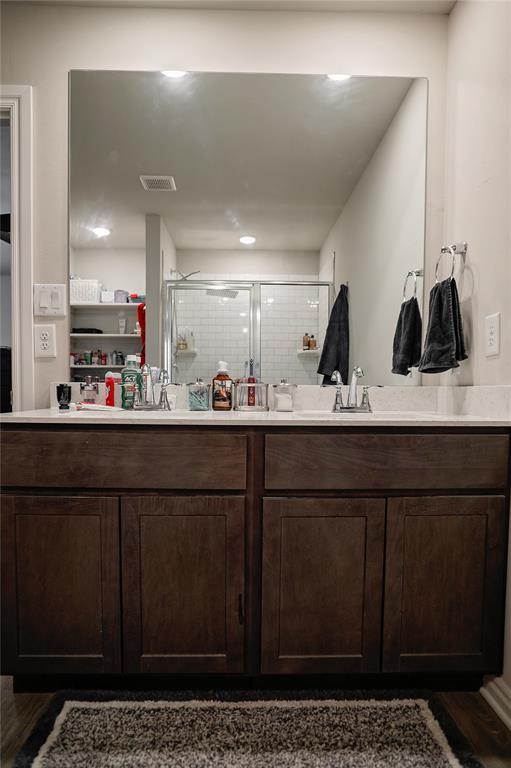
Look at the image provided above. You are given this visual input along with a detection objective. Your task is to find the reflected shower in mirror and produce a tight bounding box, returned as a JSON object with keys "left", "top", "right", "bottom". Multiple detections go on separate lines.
{"left": 69, "top": 71, "right": 427, "bottom": 385}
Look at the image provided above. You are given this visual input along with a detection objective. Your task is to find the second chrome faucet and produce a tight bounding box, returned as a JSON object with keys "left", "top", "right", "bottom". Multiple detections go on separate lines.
{"left": 329, "top": 366, "right": 373, "bottom": 413}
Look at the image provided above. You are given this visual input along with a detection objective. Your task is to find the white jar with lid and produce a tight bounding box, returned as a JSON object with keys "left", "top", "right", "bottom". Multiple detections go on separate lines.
{"left": 272, "top": 378, "right": 297, "bottom": 412}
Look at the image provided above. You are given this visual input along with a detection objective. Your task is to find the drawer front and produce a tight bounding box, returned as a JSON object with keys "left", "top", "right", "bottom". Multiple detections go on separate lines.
{"left": 265, "top": 433, "right": 509, "bottom": 490}
{"left": 1, "top": 430, "right": 247, "bottom": 490}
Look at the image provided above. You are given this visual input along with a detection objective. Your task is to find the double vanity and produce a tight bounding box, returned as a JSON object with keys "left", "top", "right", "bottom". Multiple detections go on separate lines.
{"left": 1, "top": 400, "right": 510, "bottom": 684}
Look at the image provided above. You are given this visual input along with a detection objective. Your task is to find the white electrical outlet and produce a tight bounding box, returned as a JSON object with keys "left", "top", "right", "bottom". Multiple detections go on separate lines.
{"left": 485, "top": 313, "right": 501, "bottom": 357}
{"left": 34, "top": 324, "right": 57, "bottom": 358}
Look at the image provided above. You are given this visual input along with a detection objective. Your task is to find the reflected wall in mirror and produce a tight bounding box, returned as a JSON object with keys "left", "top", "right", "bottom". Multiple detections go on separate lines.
{"left": 69, "top": 71, "right": 427, "bottom": 386}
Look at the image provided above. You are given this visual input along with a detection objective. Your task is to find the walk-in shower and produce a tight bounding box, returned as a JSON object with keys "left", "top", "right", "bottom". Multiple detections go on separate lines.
{"left": 163, "top": 279, "right": 334, "bottom": 385}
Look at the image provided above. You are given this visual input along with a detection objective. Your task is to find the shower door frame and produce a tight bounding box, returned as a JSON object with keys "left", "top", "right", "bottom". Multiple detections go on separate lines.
{"left": 163, "top": 279, "right": 334, "bottom": 383}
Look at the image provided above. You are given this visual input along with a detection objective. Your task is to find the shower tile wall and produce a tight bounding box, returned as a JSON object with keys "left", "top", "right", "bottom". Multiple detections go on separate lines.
{"left": 174, "top": 273, "right": 323, "bottom": 385}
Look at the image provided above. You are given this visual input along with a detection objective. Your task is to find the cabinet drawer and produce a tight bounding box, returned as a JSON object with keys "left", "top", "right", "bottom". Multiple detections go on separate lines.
{"left": 265, "top": 433, "right": 509, "bottom": 490}
{"left": 1, "top": 430, "right": 247, "bottom": 490}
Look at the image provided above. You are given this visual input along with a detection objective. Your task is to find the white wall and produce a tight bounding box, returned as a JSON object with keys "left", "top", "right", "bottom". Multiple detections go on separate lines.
{"left": 71, "top": 248, "right": 145, "bottom": 294}
{"left": 443, "top": 0, "right": 511, "bottom": 387}
{"left": 445, "top": 0, "right": 511, "bottom": 720}
{"left": 161, "top": 218, "right": 177, "bottom": 281}
{"left": 177, "top": 249, "right": 319, "bottom": 277}
{"left": 319, "top": 78, "right": 427, "bottom": 385}
{"left": 0, "top": 4, "right": 447, "bottom": 406}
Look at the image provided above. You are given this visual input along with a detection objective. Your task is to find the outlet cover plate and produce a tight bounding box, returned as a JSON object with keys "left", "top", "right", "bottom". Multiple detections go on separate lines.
{"left": 34, "top": 324, "right": 57, "bottom": 358}
{"left": 485, "top": 312, "right": 501, "bottom": 357}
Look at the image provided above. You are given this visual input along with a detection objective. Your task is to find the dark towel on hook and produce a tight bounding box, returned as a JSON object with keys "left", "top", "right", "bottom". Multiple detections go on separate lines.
{"left": 392, "top": 296, "right": 422, "bottom": 376}
{"left": 317, "top": 283, "right": 349, "bottom": 385}
{"left": 418, "top": 277, "right": 467, "bottom": 374}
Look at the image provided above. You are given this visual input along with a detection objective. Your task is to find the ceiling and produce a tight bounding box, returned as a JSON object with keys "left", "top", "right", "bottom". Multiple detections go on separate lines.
{"left": 5, "top": 0, "right": 457, "bottom": 11}
{"left": 70, "top": 71, "right": 416, "bottom": 251}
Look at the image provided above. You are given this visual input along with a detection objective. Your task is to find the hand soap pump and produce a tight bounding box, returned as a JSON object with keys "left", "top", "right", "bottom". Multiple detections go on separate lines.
{"left": 212, "top": 361, "right": 233, "bottom": 411}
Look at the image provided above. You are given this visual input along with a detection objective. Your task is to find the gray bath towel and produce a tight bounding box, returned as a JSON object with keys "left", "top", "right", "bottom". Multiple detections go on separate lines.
{"left": 318, "top": 284, "right": 349, "bottom": 385}
{"left": 418, "top": 277, "right": 467, "bottom": 374}
{"left": 392, "top": 296, "right": 422, "bottom": 376}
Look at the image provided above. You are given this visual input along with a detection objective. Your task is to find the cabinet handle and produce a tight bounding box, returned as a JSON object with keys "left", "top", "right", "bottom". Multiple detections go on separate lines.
{"left": 238, "top": 593, "right": 245, "bottom": 625}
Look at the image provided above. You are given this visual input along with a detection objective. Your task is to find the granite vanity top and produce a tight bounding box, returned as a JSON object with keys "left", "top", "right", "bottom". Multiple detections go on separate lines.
{"left": 1, "top": 407, "right": 509, "bottom": 428}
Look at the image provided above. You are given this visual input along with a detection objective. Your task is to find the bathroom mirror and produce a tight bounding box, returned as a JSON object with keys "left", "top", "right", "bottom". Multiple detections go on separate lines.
{"left": 69, "top": 71, "right": 427, "bottom": 386}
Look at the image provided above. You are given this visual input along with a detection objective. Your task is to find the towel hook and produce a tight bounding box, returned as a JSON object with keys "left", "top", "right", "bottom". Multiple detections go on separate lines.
{"left": 435, "top": 242, "right": 468, "bottom": 283}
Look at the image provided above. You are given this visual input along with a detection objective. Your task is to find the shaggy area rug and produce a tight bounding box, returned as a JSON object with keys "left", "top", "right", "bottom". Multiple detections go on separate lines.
{"left": 15, "top": 692, "right": 482, "bottom": 768}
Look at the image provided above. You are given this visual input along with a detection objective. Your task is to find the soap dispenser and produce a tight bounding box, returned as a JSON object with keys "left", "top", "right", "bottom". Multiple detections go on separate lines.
{"left": 212, "top": 361, "right": 233, "bottom": 411}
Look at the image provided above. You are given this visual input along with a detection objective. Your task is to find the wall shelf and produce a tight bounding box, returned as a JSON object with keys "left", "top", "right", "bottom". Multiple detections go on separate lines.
{"left": 297, "top": 349, "right": 321, "bottom": 356}
{"left": 71, "top": 364, "right": 124, "bottom": 369}
{"left": 176, "top": 350, "right": 198, "bottom": 357}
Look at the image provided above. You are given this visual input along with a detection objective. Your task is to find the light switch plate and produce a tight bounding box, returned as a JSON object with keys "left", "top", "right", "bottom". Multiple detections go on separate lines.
{"left": 34, "top": 284, "right": 67, "bottom": 316}
{"left": 34, "top": 324, "right": 57, "bottom": 358}
{"left": 485, "top": 312, "right": 501, "bottom": 357}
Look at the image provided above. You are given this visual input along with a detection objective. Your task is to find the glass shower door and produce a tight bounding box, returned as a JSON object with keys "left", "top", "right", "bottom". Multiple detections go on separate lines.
{"left": 165, "top": 282, "right": 253, "bottom": 384}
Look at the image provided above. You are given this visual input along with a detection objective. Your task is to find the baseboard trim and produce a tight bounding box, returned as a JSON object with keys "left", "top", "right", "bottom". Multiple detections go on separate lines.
{"left": 481, "top": 676, "right": 511, "bottom": 730}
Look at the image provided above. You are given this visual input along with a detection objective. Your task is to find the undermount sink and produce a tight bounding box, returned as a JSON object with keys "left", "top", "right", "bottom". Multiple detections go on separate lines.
{"left": 293, "top": 410, "right": 442, "bottom": 419}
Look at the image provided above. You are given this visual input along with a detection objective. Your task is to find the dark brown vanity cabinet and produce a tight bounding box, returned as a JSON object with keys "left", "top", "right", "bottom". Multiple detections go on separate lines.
{"left": 1, "top": 495, "right": 121, "bottom": 674}
{"left": 121, "top": 496, "right": 246, "bottom": 674}
{"left": 261, "top": 498, "right": 385, "bottom": 674}
{"left": 1, "top": 427, "right": 509, "bottom": 680}
{"left": 382, "top": 495, "right": 507, "bottom": 674}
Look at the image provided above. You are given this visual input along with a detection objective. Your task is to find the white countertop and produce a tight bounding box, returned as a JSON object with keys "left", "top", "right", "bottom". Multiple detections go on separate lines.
{"left": 1, "top": 408, "right": 509, "bottom": 428}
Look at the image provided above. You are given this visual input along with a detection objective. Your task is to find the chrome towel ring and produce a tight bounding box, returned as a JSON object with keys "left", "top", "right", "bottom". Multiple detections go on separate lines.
{"left": 435, "top": 242, "right": 468, "bottom": 283}
{"left": 402, "top": 269, "right": 424, "bottom": 303}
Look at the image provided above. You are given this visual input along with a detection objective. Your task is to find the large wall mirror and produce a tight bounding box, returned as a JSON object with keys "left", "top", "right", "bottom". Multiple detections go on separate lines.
{"left": 69, "top": 71, "right": 427, "bottom": 386}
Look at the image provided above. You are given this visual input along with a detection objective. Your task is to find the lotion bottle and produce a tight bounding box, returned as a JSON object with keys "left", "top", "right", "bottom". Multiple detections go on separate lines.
{"left": 212, "top": 361, "right": 233, "bottom": 411}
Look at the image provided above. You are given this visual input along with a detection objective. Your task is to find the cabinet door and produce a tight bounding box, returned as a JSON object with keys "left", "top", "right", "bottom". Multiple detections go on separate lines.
{"left": 122, "top": 496, "right": 245, "bottom": 673}
{"left": 1, "top": 496, "right": 121, "bottom": 674}
{"left": 261, "top": 498, "right": 385, "bottom": 674}
{"left": 383, "top": 496, "right": 507, "bottom": 673}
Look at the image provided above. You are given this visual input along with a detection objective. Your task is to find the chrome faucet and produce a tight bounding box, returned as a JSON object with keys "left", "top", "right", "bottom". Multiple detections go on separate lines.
{"left": 327, "top": 366, "right": 375, "bottom": 413}
{"left": 330, "top": 370, "right": 344, "bottom": 412}
{"left": 347, "top": 366, "right": 364, "bottom": 407}
{"left": 134, "top": 367, "right": 173, "bottom": 410}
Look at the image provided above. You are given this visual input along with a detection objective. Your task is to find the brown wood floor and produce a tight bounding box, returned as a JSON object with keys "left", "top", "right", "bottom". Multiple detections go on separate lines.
{"left": 1, "top": 677, "right": 510, "bottom": 767}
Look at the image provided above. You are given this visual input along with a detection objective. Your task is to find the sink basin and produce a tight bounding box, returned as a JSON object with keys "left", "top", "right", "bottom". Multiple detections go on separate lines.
{"left": 293, "top": 410, "right": 442, "bottom": 420}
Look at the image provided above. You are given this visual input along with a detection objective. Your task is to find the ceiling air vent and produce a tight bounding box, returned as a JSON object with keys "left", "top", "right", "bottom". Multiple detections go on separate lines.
{"left": 139, "top": 175, "right": 176, "bottom": 192}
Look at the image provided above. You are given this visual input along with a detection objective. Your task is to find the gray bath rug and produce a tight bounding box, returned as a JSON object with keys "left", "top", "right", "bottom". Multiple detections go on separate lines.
{"left": 16, "top": 696, "right": 481, "bottom": 768}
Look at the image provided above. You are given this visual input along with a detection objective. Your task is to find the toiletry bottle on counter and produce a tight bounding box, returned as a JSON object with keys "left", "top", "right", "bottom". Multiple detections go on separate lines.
{"left": 247, "top": 358, "right": 256, "bottom": 406}
{"left": 302, "top": 332, "right": 310, "bottom": 350}
{"left": 212, "top": 361, "right": 233, "bottom": 411}
{"left": 121, "top": 355, "right": 142, "bottom": 409}
{"left": 105, "top": 371, "right": 122, "bottom": 407}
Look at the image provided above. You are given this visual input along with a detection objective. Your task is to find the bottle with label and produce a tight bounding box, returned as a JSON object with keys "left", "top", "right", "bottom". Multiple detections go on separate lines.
{"left": 247, "top": 358, "right": 256, "bottom": 406}
{"left": 212, "top": 361, "right": 233, "bottom": 411}
{"left": 302, "top": 332, "right": 310, "bottom": 351}
{"left": 309, "top": 335, "right": 317, "bottom": 350}
{"left": 121, "top": 354, "right": 142, "bottom": 410}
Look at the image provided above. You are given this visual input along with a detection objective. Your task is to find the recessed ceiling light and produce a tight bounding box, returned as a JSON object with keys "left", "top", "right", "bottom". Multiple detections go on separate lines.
{"left": 327, "top": 74, "right": 352, "bottom": 82}
{"left": 161, "top": 70, "right": 188, "bottom": 78}
{"left": 91, "top": 227, "right": 110, "bottom": 238}
{"left": 240, "top": 235, "right": 256, "bottom": 245}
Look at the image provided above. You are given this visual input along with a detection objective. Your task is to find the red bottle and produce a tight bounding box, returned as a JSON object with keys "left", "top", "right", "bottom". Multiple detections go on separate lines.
{"left": 248, "top": 358, "right": 256, "bottom": 407}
